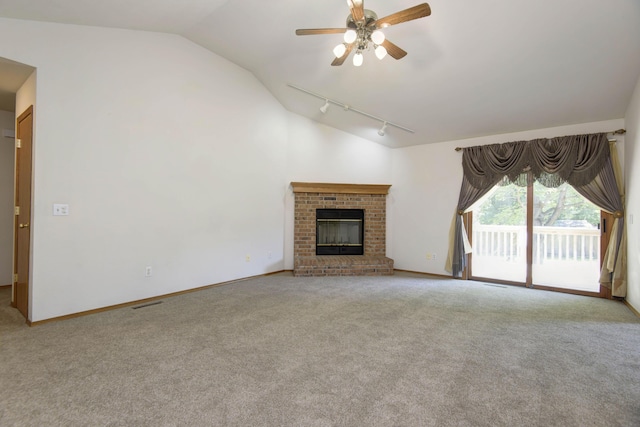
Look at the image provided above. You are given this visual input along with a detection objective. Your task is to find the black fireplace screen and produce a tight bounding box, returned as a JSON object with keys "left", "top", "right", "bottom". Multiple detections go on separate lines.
{"left": 316, "top": 209, "right": 364, "bottom": 255}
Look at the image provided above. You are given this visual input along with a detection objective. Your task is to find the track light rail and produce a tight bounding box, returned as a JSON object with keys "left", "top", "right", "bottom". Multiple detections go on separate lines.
{"left": 287, "top": 83, "right": 414, "bottom": 135}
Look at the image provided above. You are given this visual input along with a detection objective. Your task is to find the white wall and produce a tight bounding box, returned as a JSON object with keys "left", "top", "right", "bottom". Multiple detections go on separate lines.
{"left": 284, "top": 113, "right": 393, "bottom": 269}
{"left": 0, "top": 110, "right": 14, "bottom": 285}
{"left": 0, "top": 19, "right": 292, "bottom": 321}
{"left": 16, "top": 70, "right": 36, "bottom": 120}
{"left": 624, "top": 74, "right": 640, "bottom": 313}
{"left": 391, "top": 119, "right": 625, "bottom": 276}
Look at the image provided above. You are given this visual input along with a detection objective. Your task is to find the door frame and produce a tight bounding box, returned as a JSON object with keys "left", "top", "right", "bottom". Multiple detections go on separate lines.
{"left": 12, "top": 105, "right": 34, "bottom": 321}
{"left": 465, "top": 178, "right": 613, "bottom": 298}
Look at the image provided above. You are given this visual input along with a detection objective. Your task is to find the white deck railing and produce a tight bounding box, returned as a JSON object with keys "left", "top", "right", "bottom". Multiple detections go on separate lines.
{"left": 472, "top": 225, "right": 600, "bottom": 263}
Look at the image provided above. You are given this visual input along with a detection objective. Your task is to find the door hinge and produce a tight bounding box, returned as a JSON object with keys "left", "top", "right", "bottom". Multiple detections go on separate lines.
{"left": 13, "top": 273, "right": 18, "bottom": 283}
{"left": 14, "top": 206, "right": 20, "bottom": 215}
{"left": 16, "top": 139, "right": 21, "bottom": 149}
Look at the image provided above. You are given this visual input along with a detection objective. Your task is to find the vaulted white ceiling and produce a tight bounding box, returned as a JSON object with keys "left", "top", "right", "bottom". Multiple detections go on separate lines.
{"left": 1, "top": 0, "right": 639, "bottom": 148}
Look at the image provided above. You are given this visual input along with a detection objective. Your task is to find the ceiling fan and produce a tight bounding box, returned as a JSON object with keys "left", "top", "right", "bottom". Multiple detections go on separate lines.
{"left": 295, "top": 1, "right": 431, "bottom": 66}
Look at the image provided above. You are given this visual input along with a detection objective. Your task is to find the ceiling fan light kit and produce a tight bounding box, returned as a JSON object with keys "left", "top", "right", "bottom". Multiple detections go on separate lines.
{"left": 344, "top": 29, "right": 358, "bottom": 44}
{"left": 353, "top": 51, "right": 364, "bottom": 67}
{"left": 370, "top": 30, "right": 385, "bottom": 45}
{"left": 375, "top": 45, "right": 387, "bottom": 60}
{"left": 333, "top": 43, "right": 347, "bottom": 58}
{"left": 296, "top": 1, "right": 431, "bottom": 67}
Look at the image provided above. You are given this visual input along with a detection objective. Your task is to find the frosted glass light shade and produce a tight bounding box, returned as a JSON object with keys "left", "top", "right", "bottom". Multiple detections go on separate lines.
{"left": 375, "top": 45, "right": 387, "bottom": 60}
{"left": 344, "top": 29, "right": 357, "bottom": 44}
{"left": 371, "top": 30, "right": 385, "bottom": 45}
{"left": 333, "top": 43, "right": 347, "bottom": 58}
{"left": 353, "top": 52, "right": 363, "bottom": 66}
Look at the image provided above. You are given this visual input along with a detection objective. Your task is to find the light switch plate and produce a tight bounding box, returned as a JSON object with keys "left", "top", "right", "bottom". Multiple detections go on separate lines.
{"left": 53, "top": 204, "right": 69, "bottom": 216}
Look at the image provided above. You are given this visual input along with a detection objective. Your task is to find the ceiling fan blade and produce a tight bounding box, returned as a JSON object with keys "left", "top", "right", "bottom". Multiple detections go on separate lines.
{"left": 347, "top": 0, "right": 365, "bottom": 23}
{"left": 296, "top": 28, "right": 347, "bottom": 36}
{"left": 374, "top": 3, "right": 431, "bottom": 28}
{"left": 381, "top": 40, "right": 407, "bottom": 60}
{"left": 331, "top": 43, "right": 354, "bottom": 66}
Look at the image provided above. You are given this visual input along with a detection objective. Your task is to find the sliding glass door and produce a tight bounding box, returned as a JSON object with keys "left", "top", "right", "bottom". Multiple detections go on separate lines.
{"left": 531, "top": 182, "right": 601, "bottom": 292}
{"left": 470, "top": 181, "right": 527, "bottom": 283}
{"left": 470, "top": 176, "right": 604, "bottom": 293}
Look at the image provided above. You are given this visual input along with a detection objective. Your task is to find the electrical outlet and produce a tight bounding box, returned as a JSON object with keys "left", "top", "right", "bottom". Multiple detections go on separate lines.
{"left": 268, "top": 251, "right": 272, "bottom": 259}
{"left": 245, "top": 254, "right": 251, "bottom": 262}
{"left": 53, "top": 203, "right": 69, "bottom": 216}
{"left": 145, "top": 266, "right": 152, "bottom": 277}
{"left": 432, "top": 253, "right": 437, "bottom": 261}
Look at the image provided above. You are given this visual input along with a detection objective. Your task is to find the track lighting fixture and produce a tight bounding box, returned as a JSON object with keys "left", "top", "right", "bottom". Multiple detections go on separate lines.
{"left": 378, "top": 122, "right": 388, "bottom": 136}
{"left": 288, "top": 84, "right": 414, "bottom": 136}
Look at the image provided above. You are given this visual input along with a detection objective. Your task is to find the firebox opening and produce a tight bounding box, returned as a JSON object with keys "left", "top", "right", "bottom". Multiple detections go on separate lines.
{"left": 316, "top": 209, "right": 364, "bottom": 255}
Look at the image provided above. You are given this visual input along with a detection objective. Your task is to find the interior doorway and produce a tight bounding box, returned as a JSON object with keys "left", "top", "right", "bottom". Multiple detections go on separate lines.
{"left": 1, "top": 111, "right": 15, "bottom": 289}
{"left": 13, "top": 105, "right": 33, "bottom": 319}
{"left": 0, "top": 58, "right": 37, "bottom": 322}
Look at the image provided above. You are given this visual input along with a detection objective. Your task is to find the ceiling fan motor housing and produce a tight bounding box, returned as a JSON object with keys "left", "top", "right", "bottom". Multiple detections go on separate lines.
{"left": 346, "top": 10, "right": 379, "bottom": 50}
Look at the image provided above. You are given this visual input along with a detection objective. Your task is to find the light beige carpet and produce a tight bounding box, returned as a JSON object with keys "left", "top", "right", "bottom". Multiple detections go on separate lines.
{"left": 1, "top": 272, "right": 639, "bottom": 426}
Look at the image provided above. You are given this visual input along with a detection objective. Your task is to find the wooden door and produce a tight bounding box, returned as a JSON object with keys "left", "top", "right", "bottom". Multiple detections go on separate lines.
{"left": 13, "top": 106, "right": 33, "bottom": 320}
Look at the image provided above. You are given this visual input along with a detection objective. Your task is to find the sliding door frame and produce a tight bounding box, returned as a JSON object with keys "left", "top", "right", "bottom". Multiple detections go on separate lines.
{"left": 465, "top": 173, "right": 612, "bottom": 298}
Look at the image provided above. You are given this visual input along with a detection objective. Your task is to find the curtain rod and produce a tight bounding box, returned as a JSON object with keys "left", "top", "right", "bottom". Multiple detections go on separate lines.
{"left": 287, "top": 84, "right": 415, "bottom": 134}
{"left": 454, "top": 129, "right": 627, "bottom": 152}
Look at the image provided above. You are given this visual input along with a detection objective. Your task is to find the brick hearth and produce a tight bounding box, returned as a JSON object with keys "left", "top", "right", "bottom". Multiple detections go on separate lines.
{"left": 291, "top": 182, "right": 394, "bottom": 276}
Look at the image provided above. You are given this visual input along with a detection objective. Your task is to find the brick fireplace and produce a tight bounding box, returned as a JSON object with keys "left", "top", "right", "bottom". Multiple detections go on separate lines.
{"left": 292, "top": 182, "right": 394, "bottom": 276}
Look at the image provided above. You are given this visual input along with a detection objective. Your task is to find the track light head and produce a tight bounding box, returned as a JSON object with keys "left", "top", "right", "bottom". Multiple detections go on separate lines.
{"left": 320, "top": 100, "right": 329, "bottom": 114}
{"left": 378, "top": 122, "right": 388, "bottom": 136}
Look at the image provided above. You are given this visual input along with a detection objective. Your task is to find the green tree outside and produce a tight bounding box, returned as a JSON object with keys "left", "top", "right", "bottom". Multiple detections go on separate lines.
{"left": 476, "top": 181, "right": 600, "bottom": 227}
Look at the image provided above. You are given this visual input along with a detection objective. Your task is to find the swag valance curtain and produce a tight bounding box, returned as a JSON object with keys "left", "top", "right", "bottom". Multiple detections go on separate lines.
{"left": 445, "top": 132, "right": 626, "bottom": 296}
{"left": 462, "top": 133, "right": 611, "bottom": 189}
